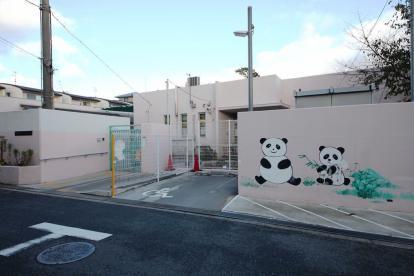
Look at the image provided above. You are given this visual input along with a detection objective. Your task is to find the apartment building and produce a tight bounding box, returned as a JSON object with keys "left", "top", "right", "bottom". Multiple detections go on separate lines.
{"left": 0, "top": 83, "right": 131, "bottom": 117}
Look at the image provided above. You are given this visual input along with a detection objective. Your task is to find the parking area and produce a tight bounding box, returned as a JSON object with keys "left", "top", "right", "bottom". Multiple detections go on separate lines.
{"left": 222, "top": 195, "right": 414, "bottom": 239}
{"left": 117, "top": 173, "right": 238, "bottom": 211}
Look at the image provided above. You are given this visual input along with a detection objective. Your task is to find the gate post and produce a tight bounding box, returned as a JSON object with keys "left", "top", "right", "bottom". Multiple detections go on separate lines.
{"left": 228, "top": 120, "right": 231, "bottom": 171}
{"left": 111, "top": 133, "right": 116, "bottom": 198}
{"left": 156, "top": 136, "right": 160, "bottom": 182}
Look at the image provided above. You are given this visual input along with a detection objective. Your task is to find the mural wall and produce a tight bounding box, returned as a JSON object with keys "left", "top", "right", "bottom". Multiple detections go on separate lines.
{"left": 238, "top": 103, "right": 414, "bottom": 212}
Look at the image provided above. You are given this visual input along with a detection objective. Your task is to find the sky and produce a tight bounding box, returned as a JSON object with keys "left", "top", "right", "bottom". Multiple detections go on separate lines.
{"left": 0, "top": 0, "right": 396, "bottom": 99}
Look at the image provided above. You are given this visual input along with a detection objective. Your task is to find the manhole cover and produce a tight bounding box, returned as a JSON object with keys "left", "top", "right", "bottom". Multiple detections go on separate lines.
{"left": 37, "top": 242, "right": 95, "bottom": 265}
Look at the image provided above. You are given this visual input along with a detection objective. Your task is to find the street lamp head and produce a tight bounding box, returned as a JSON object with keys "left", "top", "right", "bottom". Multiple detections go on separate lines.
{"left": 233, "top": 31, "right": 248, "bottom": 37}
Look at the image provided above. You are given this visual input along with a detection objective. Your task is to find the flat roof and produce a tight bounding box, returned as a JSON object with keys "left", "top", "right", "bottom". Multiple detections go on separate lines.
{"left": 294, "top": 85, "right": 372, "bottom": 97}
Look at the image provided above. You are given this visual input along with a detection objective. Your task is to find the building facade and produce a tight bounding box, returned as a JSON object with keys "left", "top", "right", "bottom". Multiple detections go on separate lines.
{"left": 130, "top": 73, "right": 397, "bottom": 150}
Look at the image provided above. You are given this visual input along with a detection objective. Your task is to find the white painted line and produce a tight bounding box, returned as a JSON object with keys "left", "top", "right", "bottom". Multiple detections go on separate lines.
{"left": 215, "top": 177, "right": 237, "bottom": 189}
{"left": 0, "top": 233, "right": 64, "bottom": 257}
{"left": 30, "top": 222, "right": 112, "bottom": 241}
{"left": 274, "top": 200, "right": 354, "bottom": 231}
{"left": 221, "top": 195, "right": 240, "bottom": 211}
{"left": 239, "top": 196, "right": 296, "bottom": 222}
{"left": 369, "top": 209, "right": 414, "bottom": 225}
{"left": 320, "top": 204, "right": 414, "bottom": 239}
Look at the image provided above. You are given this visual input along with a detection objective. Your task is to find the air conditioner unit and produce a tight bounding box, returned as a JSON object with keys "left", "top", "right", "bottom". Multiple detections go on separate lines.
{"left": 187, "top": 76, "right": 200, "bottom": 87}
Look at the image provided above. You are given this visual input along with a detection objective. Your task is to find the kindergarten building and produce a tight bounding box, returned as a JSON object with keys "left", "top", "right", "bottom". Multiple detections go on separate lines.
{"left": 128, "top": 72, "right": 396, "bottom": 170}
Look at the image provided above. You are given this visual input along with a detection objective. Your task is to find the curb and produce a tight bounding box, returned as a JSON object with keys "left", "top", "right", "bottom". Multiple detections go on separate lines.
{"left": 1, "top": 184, "right": 413, "bottom": 250}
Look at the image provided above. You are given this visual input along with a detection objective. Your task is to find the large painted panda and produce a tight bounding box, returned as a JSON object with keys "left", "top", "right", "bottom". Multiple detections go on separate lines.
{"left": 255, "top": 138, "right": 301, "bottom": 186}
{"left": 316, "top": 146, "right": 350, "bottom": 186}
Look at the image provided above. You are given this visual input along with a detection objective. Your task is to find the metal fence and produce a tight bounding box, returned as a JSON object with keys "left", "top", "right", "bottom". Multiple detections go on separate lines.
{"left": 109, "top": 120, "right": 238, "bottom": 196}
{"left": 200, "top": 120, "right": 238, "bottom": 170}
{"left": 168, "top": 119, "right": 238, "bottom": 171}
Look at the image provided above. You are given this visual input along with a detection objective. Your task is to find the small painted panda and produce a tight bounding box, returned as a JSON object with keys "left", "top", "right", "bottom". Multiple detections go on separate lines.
{"left": 316, "top": 146, "right": 350, "bottom": 186}
{"left": 255, "top": 138, "right": 301, "bottom": 186}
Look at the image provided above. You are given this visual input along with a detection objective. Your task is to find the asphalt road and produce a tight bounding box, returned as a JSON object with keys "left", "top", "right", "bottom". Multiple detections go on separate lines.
{"left": 118, "top": 174, "right": 238, "bottom": 211}
{"left": 0, "top": 188, "right": 413, "bottom": 275}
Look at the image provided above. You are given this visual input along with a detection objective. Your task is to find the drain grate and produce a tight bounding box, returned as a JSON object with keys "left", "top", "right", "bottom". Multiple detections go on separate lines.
{"left": 37, "top": 242, "right": 95, "bottom": 265}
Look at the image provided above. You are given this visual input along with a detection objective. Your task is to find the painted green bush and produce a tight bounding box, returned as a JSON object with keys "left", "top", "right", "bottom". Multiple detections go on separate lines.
{"left": 337, "top": 168, "right": 395, "bottom": 199}
{"left": 303, "top": 177, "right": 316, "bottom": 186}
{"left": 241, "top": 178, "right": 260, "bottom": 188}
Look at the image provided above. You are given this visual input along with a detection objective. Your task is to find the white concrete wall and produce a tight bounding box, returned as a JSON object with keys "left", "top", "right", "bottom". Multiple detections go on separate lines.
{"left": 238, "top": 103, "right": 414, "bottom": 212}
{"left": 216, "top": 75, "right": 283, "bottom": 109}
{"left": 284, "top": 73, "right": 403, "bottom": 107}
{"left": 0, "top": 109, "right": 129, "bottom": 184}
{"left": 0, "top": 166, "right": 41, "bottom": 185}
{"left": 0, "top": 109, "right": 40, "bottom": 165}
{"left": 140, "top": 123, "right": 170, "bottom": 174}
{"left": 134, "top": 85, "right": 217, "bottom": 148}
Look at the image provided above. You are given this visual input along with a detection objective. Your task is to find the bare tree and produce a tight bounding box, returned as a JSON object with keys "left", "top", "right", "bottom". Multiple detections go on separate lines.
{"left": 345, "top": 1, "right": 411, "bottom": 101}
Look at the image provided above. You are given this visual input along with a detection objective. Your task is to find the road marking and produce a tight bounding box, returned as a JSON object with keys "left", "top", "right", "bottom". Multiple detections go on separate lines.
{"left": 214, "top": 177, "right": 237, "bottom": 189}
{"left": 0, "top": 233, "right": 64, "bottom": 257}
{"left": 30, "top": 222, "right": 112, "bottom": 241}
{"left": 142, "top": 187, "right": 177, "bottom": 198}
{"left": 369, "top": 209, "right": 414, "bottom": 224}
{"left": 221, "top": 195, "right": 240, "bottom": 211}
{"left": 275, "top": 200, "right": 354, "bottom": 231}
{"left": 238, "top": 196, "right": 296, "bottom": 222}
{"left": 1, "top": 222, "right": 112, "bottom": 258}
{"left": 320, "top": 204, "right": 414, "bottom": 239}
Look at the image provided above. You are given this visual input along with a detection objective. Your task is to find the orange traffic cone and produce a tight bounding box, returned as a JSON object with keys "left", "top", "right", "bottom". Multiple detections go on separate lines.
{"left": 166, "top": 154, "right": 175, "bottom": 171}
{"left": 192, "top": 153, "right": 200, "bottom": 172}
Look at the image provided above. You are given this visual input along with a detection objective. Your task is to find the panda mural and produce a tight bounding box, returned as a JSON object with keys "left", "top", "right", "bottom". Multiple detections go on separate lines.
{"left": 255, "top": 138, "right": 301, "bottom": 186}
{"left": 316, "top": 146, "right": 350, "bottom": 186}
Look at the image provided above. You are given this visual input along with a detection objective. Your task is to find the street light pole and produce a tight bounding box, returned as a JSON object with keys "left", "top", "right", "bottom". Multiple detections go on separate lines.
{"left": 247, "top": 6, "right": 253, "bottom": 111}
{"left": 411, "top": 0, "right": 414, "bottom": 102}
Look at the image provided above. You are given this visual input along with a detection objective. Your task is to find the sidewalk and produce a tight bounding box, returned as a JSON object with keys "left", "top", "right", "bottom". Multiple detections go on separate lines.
{"left": 22, "top": 169, "right": 187, "bottom": 197}
{"left": 222, "top": 195, "right": 414, "bottom": 240}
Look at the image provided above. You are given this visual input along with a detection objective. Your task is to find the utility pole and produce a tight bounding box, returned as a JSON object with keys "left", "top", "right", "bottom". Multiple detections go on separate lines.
{"left": 411, "top": 0, "right": 414, "bottom": 102}
{"left": 41, "top": 0, "right": 54, "bottom": 109}
{"left": 247, "top": 6, "right": 253, "bottom": 111}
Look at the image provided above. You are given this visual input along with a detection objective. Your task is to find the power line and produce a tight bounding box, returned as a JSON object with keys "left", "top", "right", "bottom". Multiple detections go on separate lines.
{"left": 49, "top": 11, "right": 151, "bottom": 106}
{"left": 0, "top": 35, "right": 41, "bottom": 60}
{"left": 23, "top": 0, "right": 39, "bottom": 8}
{"left": 22, "top": 0, "right": 151, "bottom": 106}
{"left": 167, "top": 79, "right": 211, "bottom": 103}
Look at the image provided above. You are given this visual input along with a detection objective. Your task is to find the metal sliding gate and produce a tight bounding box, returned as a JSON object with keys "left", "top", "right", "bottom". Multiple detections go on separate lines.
{"left": 169, "top": 120, "right": 238, "bottom": 171}
{"left": 109, "top": 125, "right": 142, "bottom": 196}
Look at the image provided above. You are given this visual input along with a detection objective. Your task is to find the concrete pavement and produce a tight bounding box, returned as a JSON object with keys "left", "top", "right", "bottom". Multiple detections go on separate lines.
{"left": 117, "top": 173, "right": 238, "bottom": 211}
{"left": 223, "top": 195, "right": 414, "bottom": 240}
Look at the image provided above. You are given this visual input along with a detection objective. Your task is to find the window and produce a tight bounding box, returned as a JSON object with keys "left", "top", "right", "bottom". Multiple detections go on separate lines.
{"left": 199, "top": 112, "right": 206, "bottom": 137}
{"left": 164, "top": 114, "right": 170, "bottom": 125}
{"left": 181, "top": 113, "right": 187, "bottom": 136}
{"left": 26, "top": 93, "right": 37, "bottom": 100}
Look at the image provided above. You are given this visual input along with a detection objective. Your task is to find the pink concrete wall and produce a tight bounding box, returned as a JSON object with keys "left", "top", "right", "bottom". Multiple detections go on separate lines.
{"left": 238, "top": 103, "right": 414, "bottom": 212}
